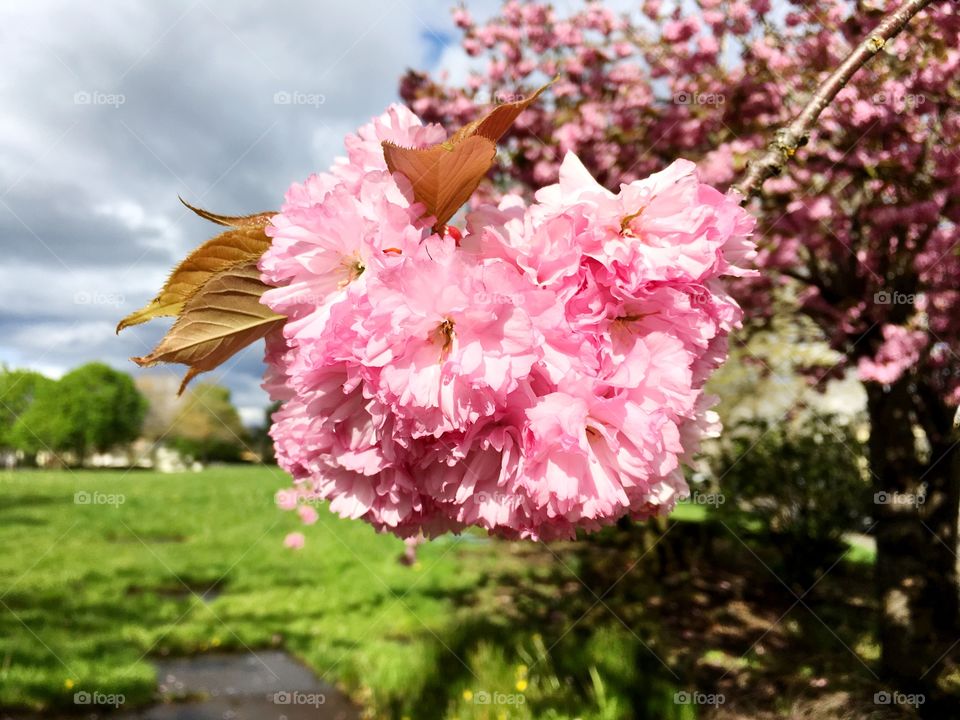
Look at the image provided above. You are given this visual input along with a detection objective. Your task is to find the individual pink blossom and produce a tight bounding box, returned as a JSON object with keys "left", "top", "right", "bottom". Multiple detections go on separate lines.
{"left": 354, "top": 238, "right": 551, "bottom": 437}
{"left": 297, "top": 505, "right": 319, "bottom": 525}
{"left": 284, "top": 532, "right": 305, "bottom": 550}
{"left": 275, "top": 488, "right": 299, "bottom": 511}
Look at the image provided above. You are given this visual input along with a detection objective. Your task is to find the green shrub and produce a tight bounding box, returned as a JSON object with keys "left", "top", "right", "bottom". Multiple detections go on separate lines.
{"left": 711, "top": 412, "right": 870, "bottom": 584}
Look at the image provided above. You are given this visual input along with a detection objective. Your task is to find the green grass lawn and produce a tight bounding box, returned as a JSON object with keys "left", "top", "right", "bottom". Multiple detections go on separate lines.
{"left": 2, "top": 467, "right": 896, "bottom": 720}
{"left": 0, "top": 467, "right": 691, "bottom": 720}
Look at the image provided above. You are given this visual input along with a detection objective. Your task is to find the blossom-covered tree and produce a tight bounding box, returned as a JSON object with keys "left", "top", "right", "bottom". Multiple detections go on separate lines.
{"left": 400, "top": 0, "right": 960, "bottom": 697}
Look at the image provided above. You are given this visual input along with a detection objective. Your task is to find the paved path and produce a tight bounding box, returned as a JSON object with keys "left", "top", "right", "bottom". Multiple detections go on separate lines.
{"left": 3, "top": 652, "right": 359, "bottom": 720}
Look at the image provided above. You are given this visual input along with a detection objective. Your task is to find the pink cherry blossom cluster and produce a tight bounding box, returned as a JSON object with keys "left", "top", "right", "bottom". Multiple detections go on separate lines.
{"left": 260, "top": 104, "right": 754, "bottom": 541}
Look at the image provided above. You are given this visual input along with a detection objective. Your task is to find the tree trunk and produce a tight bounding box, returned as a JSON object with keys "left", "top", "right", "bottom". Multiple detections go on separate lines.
{"left": 867, "top": 376, "right": 960, "bottom": 702}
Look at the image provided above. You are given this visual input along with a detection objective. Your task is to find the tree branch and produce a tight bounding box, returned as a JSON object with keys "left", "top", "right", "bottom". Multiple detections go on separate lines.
{"left": 733, "top": 0, "right": 937, "bottom": 201}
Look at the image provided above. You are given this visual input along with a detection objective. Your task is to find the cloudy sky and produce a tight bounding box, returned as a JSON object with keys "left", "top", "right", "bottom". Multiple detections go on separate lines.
{"left": 0, "top": 0, "right": 511, "bottom": 425}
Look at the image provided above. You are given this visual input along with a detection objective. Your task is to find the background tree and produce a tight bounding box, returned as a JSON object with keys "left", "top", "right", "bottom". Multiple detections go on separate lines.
{"left": 0, "top": 368, "right": 54, "bottom": 464}
{"left": 401, "top": 0, "right": 960, "bottom": 699}
{"left": 12, "top": 362, "right": 146, "bottom": 464}
{"left": 169, "top": 383, "right": 247, "bottom": 463}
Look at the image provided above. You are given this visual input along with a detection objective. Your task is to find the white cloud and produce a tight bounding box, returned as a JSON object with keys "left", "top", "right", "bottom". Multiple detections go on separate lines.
{"left": 0, "top": 0, "right": 472, "bottom": 419}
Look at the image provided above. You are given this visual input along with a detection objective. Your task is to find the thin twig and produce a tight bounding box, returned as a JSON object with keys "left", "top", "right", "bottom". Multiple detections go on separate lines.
{"left": 733, "top": 0, "right": 938, "bottom": 201}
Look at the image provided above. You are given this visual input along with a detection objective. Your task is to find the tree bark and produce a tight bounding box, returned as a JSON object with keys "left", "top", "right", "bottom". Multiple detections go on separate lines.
{"left": 867, "top": 375, "right": 960, "bottom": 701}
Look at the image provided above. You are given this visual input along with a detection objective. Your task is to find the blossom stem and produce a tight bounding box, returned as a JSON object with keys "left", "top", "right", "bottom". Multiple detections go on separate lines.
{"left": 733, "top": 0, "right": 937, "bottom": 200}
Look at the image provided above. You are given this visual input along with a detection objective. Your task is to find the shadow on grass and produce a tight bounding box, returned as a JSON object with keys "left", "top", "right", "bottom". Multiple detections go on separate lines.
{"left": 386, "top": 520, "right": 927, "bottom": 720}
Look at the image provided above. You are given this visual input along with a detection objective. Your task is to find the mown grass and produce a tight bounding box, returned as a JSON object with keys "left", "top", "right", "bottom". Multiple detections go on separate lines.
{"left": 0, "top": 467, "right": 689, "bottom": 719}
{"left": 1, "top": 468, "right": 898, "bottom": 720}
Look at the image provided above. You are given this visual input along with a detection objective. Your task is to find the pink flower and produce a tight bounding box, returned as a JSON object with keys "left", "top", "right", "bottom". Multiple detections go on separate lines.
{"left": 452, "top": 7, "right": 473, "bottom": 29}
{"left": 297, "top": 505, "right": 319, "bottom": 525}
{"left": 354, "top": 237, "right": 552, "bottom": 437}
{"left": 518, "top": 388, "right": 685, "bottom": 532}
{"left": 275, "top": 488, "right": 299, "bottom": 511}
{"left": 260, "top": 104, "right": 443, "bottom": 317}
{"left": 284, "top": 532, "right": 305, "bottom": 550}
{"left": 261, "top": 105, "right": 754, "bottom": 541}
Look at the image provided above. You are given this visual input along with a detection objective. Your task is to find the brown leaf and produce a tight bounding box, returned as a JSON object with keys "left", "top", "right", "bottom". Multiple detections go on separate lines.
{"left": 179, "top": 197, "right": 276, "bottom": 228}
{"left": 383, "top": 80, "right": 552, "bottom": 231}
{"left": 132, "top": 262, "right": 283, "bottom": 394}
{"left": 116, "top": 225, "right": 272, "bottom": 332}
{"left": 449, "top": 81, "right": 553, "bottom": 145}
{"left": 383, "top": 136, "right": 497, "bottom": 231}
